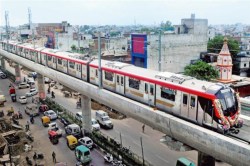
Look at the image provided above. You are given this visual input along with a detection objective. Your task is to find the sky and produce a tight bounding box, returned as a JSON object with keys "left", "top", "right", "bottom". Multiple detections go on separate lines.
{"left": 0, "top": 0, "right": 250, "bottom": 26}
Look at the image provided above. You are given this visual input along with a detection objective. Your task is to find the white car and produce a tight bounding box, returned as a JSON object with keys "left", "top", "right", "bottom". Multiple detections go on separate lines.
{"left": 91, "top": 118, "right": 100, "bottom": 131}
{"left": 19, "top": 96, "right": 27, "bottom": 104}
{"left": 76, "top": 112, "right": 83, "bottom": 122}
{"left": 26, "top": 88, "right": 38, "bottom": 97}
{"left": 48, "top": 122, "right": 62, "bottom": 137}
{"left": 78, "top": 137, "right": 94, "bottom": 149}
{"left": 18, "top": 82, "right": 30, "bottom": 89}
{"left": 44, "top": 77, "right": 51, "bottom": 84}
{"left": 44, "top": 110, "right": 58, "bottom": 120}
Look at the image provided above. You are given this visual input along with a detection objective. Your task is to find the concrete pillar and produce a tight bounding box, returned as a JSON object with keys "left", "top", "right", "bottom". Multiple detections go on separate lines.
{"left": 0, "top": 57, "right": 5, "bottom": 70}
{"left": 14, "top": 64, "right": 21, "bottom": 83}
{"left": 37, "top": 73, "right": 46, "bottom": 100}
{"left": 198, "top": 151, "right": 215, "bottom": 166}
{"left": 81, "top": 94, "right": 92, "bottom": 134}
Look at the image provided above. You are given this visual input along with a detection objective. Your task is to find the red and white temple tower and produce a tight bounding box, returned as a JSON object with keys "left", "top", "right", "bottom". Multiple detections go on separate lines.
{"left": 217, "top": 37, "right": 233, "bottom": 82}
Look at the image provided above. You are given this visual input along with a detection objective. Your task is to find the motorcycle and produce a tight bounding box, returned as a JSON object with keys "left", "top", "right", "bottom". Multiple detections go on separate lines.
{"left": 26, "top": 131, "right": 34, "bottom": 142}
{"left": 18, "top": 111, "right": 23, "bottom": 119}
{"left": 30, "top": 116, "right": 34, "bottom": 124}
{"left": 33, "top": 152, "right": 44, "bottom": 160}
{"left": 104, "top": 152, "right": 113, "bottom": 163}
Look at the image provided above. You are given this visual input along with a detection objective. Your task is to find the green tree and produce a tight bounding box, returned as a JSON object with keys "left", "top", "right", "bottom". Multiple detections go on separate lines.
{"left": 207, "top": 36, "right": 240, "bottom": 57}
{"left": 71, "top": 44, "right": 76, "bottom": 51}
{"left": 160, "top": 20, "right": 174, "bottom": 31}
{"left": 184, "top": 61, "right": 219, "bottom": 81}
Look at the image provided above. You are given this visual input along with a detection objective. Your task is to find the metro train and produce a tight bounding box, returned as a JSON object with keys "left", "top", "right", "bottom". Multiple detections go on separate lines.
{"left": 1, "top": 40, "right": 243, "bottom": 134}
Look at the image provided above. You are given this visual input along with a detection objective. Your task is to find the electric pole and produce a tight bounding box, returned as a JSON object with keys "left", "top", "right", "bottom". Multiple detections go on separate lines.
{"left": 98, "top": 32, "right": 102, "bottom": 88}
{"left": 5, "top": 11, "right": 10, "bottom": 51}
{"left": 77, "top": 25, "right": 80, "bottom": 52}
{"left": 158, "top": 30, "right": 162, "bottom": 72}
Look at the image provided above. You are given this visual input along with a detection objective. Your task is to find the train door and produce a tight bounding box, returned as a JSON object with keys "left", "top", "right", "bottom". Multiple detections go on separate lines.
{"left": 52, "top": 57, "right": 57, "bottom": 69}
{"left": 63, "top": 60, "right": 68, "bottom": 73}
{"left": 181, "top": 93, "right": 189, "bottom": 117}
{"left": 116, "top": 74, "right": 125, "bottom": 95}
{"left": 188, "top": 95, "right": 197, "bottom": 121}
{"left": 76, "top": 63, "right": 82, "bottom": 78}
{"left": 143, "top": 82, "right": 155, "bottom": 106}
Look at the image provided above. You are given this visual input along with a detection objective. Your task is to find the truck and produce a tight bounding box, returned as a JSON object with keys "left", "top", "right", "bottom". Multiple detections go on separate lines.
{"left": 95, "top": 110, "right": 113, "bottom": 129}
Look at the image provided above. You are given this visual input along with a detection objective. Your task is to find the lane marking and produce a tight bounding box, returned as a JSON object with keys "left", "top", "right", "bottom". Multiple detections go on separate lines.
{"left": 156, "top": 155, "right": 169, "bottom": 163}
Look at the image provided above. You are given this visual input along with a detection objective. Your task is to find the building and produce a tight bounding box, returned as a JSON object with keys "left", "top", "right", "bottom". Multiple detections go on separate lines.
{"left": 146, "top": 14, "right": 208, "bottom": 73}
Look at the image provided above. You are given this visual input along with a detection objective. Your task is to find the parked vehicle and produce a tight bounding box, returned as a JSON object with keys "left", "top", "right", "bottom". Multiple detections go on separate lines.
{"left": 19, "top": 96, "right": 27, "bottom": 104}
{"left": 0, "top": 94, "right": 6, "bottom": 103}
{"left": 78, "top": 137, "right": 94, "bottom": 149}
{"left": 60, "top": 117, "right": 71, "bottom": 127}
{"left": 0, "top": 71, "right": 7, "bottom": 79}
{"left": 44, "top": 77, "right": 51, "bottom": 84}
{"left": 91, "top": 118, "right": 100, "bottom": 131}
{"left": 65, "top": 124, "right": 82, "bottom": 138}
{"left": 66, "top": 135, "right": 78, "bottom": 150}
{"left": 18, "top": 82, "right": 30, "bottom": 89}
{"left": 39, "top": 104, "right": 49, "bottom": 113}
{"left": 26, "top": 88, "right": 38, "bottom": 97}
{"left": 41, "top": 116, "right": 50, "bottom": 127}
{"left": 95, "top": 110, "right": 113, "bottom": 129}
{"left": 49, "top": 130, "right": 59, "bottom": 145}
{"left": 176, "top": 157, "right": 196, "bottom": 166}
{"left": 44, "top": 110, "right": 57, "bottom": 120}
{"left": 48, "top": 122, "right": 62, "bottom": 137}
{"left": 75, "top": 112, "right": 83, "bottom": 122}
{"left": 27, "top": 77, "right": 35, "bottom": 85}
{"left": 25, "top": 103, "right": 39, "bottom": 117}
{"left": 75, "top": 145, "right": 91, "bottom": 164}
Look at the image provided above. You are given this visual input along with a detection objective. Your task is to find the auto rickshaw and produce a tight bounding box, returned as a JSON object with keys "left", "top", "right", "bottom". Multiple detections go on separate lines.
{"left": 66, "top": 135, "right": 78, "bottom": 150}
{"left": 49, "top": 130, "right": 59, "bottom": 145}
{"left": 39, "top": 104, "right": 49, "bottom": 113}
{"left": 41, "top": 116, "right": 50, "bottom": 127}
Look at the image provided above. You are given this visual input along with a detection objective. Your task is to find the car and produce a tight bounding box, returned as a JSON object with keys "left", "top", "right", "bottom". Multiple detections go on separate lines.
{"left": 26, "top": 88, "right": 38, "bottom": 97}
{"left": 19, "top": 96, "right": 27, "bottom": 104}
{"left": 60, "top": 117, "right": 71, "bottom": 127}
{"left": 18, "top": 82, "right": 30, "bottom": 89}
{"left": 27, "top": 78, "right": 35, "bottom": 86}
{"left": 91, "top": 118, "right": 100, "bottom": 131}
{"left": 44, "top": 110, "right": 58, "bottom": 120}
{"left": 28, "top": 72, "right": 37, "bottom": 77}
{"left": 44, "top": 77, "right": 51, "bottom": 84}
{"left": 0, "top": 71, "right": 7, "bottom": 79}
{"left": 78, "top": 137, "right": 94, "bottom": 149}
{"left": 48, "top": 122, "right": 63, "bottom": 137}
{"left": 76, "top": 112, "right": 83, "bottom": 122}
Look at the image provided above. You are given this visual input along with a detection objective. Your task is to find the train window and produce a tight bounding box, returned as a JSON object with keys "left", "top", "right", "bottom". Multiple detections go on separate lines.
{"left": 105, "top": 71, "right": 113, "bottom": 81}
{"left": 53, "top": 57, "right": 57, "bottom": 63}
{"left": 69, "top": 61, "right": 75, "bottom": 69}
{"left": 48, "top": 56, "right": 52, "bottom": 61}
{"left": 58, "top": 59, "right": 62, "bottom": 65}
{"left": 77, "top": 64, "right": 81, "bottom": 71}
{"left": 190, "top": 96, "right": 195, "bottom": 107}
{"left": 145, "top": 83, "right": 148, "bottom": 93}
{"left": 183, "top": 94, "right": 188, "bottom": 105}
{"left": 121, "top": 77, "right": 124, "bottom": 86}
{"left": 161, "top": 87, "right": 175, "bottom": 101}
{"left": 117, "top": 75, "right": 119, "bottom": 84}
{"left": 129, "top": 78, "right": 140, "bottom": 90}
{"left": 95, "top": 69, "right": 98, "bottom": 78}
{"left": 150, "top": 85, "right": 154, "bottom": 95}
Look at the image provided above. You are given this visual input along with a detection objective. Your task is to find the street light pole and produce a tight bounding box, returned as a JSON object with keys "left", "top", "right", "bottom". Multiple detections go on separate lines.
{"left": 140, "top": 137, "right": 145, "bottom": 166}
{"left": 158, "top": 30, "right": 162, "bottom": 72}
{"left": 98, "top": 32, "right": 102, "bottom": 88}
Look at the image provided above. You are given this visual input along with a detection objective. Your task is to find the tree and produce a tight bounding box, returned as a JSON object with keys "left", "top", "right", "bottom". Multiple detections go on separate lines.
{"left": 71, "top": 44, "right": 76, "bottom": 51}
{"left": 207, "top": 36, "right": 240, "bottom": 58}
{"left": 160, "top": 21, "right": 174, "bottom": 31}
{"left": 184, "top": 61, "right": 219, "bottom": 81}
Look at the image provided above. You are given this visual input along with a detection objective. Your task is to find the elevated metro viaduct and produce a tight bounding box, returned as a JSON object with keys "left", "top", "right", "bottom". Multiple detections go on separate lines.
{"left": 1, "top": 49, "right": 250, "bottom": 166}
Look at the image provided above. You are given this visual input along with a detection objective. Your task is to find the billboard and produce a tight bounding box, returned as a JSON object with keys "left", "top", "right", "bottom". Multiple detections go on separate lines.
{"left": 131, "top": 34, "right": 147, "bottom": 68}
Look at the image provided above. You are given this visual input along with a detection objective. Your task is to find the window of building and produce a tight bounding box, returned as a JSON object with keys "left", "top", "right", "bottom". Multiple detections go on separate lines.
{"left": 105, "top": 71, "right": 113, "bottom": 81}
{"left": 161, "top": 87, "right": 176, "bottom": 101}
{"left": 129, "top": 78, "right": 140, "bottom": 90}
{"left": 69, "top": 61, "right": 75, "bottom": 69}
{"left": 183, "top": 94, "right": 188, "bottom": 105}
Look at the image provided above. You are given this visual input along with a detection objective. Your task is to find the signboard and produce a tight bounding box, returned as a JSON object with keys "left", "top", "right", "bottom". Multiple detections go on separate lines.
{"left": 131, "top": 34, "right": 147, "bottom": 68}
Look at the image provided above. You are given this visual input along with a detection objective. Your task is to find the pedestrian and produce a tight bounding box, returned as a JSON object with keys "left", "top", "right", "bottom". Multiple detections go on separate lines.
{"left": 26, "top": 121, "right": 30, "bottom": 131}
{"left": 142, "top": 124, "right": 145, "bottom": 133}
{"left": 52, "top": 151, "right": 56, "bottom": 163}
{"left": 32, "top": 97, "right": 34, "bottom": 103}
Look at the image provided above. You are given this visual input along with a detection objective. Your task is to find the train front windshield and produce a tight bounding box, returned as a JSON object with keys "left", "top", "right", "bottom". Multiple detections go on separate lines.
{"left": 216, "top": 88, "right": 237, "bottom": 116}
